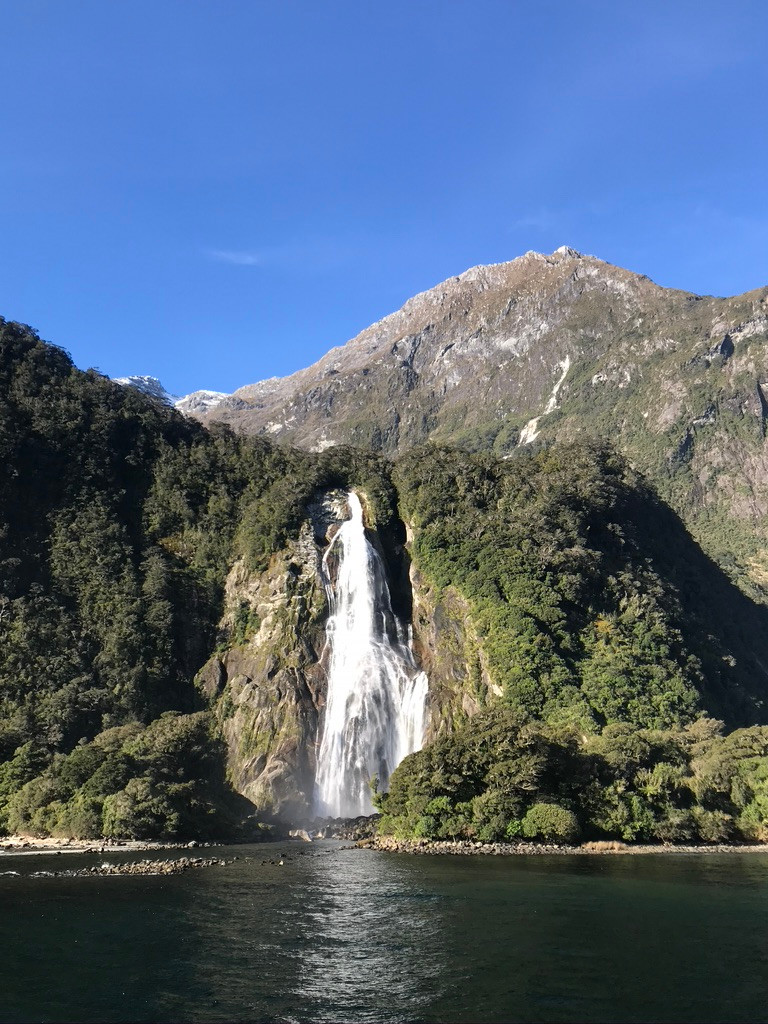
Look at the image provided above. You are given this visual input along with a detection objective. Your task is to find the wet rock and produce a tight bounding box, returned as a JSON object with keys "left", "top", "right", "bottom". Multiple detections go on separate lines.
{"left": 309, "top": 814, "right": 381, "bottom": 841}
{"left": 288, "top": 829, "right": 313, "bottom": 842}
{"left": 27, "top": 857, "right": 231, "bottom": 878}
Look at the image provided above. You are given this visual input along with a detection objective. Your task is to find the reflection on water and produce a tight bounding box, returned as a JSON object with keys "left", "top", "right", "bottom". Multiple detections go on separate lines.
{"left": 294, "top": 849, "right": 444, "bottom": 1021}
{"left": 163, "top": 846, "right": 446, "bottom": 1023}
{"left": 2, "top": 844, "right": 768, "bottom": 1023}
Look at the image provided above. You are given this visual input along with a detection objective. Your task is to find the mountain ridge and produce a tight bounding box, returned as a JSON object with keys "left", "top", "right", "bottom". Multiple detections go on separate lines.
{"left": 119, "top": 247, "right": 764, "bottom": 431}
{"left": 113, "top": 374, "right": 229, "bottom": 416}
{"left": 195, "top": 247, "right": 768, "bottom": 445}
{"left": 188, "top": 247, "right": 768, "bottom": 597}
{"left": 115, "top": 248, "right": 768, "bottom": 597}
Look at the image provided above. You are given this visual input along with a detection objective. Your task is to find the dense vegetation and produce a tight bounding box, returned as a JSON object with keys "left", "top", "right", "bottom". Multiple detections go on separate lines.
{"left": 0, "top": 320, "right": 393, "bottom": 838}
{"left": 3, "top": 319, "right": 768, "bottom": 843}
{"left": 395, "top": 443, "right": 768, "bottom": 730}
{"left": 377, "top": 707, "right": 768, "bottom": 844}
{"left": 381, "top": 445, "right": 768, "bottom": 844}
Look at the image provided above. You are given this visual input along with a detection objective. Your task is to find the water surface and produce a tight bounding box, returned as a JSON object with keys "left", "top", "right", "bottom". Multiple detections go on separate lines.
{"left": 2, "top": 842, "right": 767, "bottom": 1022}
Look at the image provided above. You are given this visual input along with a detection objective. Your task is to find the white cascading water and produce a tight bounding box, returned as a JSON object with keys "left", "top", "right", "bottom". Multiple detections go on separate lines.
{"left": 314, "top": 492, "right": 428, "bottom": 818}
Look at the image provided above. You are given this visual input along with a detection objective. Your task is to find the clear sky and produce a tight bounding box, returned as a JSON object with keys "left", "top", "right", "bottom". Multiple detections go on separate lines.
{"left": 1, "top": 0, "right": 766, "bottom": 395}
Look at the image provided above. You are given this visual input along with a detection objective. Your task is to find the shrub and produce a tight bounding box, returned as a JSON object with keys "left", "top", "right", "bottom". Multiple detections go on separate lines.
{"left": 589, "top": 785, "right": 656, "bottom": 842}
{"left": 737, "top": 795, "right": 768, "bottom": 841}
{"left": 472, "top": 790, "right": 521, "bottom": 842}
{"left": 692, "top": 808, "right": 734, "bottom": 843}
{"left": 521, "top": 802, "right": 580, "bottom": 843}
{"left": 6, "top": 776, "right": 65, "bottom": 836}
{"left": 505, "top": 819, "right": 523, "bottom": 839}
{"left": 652, "top": 808, "right": 696, "bottom": 843}
{"left": 102, "top": 777, "right": 180, "bottom": 839}
{"left": 55, "top": 794, "right": 103, "bottom": 839}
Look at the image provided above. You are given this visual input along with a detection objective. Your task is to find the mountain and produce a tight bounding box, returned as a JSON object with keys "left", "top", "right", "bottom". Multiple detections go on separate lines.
{"left": 113, "top": 374, "right": 228, "bottom": 417}
{"left": 113, "top": 374, "right": 179, "bottom": 405}
{"left": 175, "top": 389, "right": 229, "bottom": 416}
{"left": 191, "top": 248, "right": 768, "bottom": 596}
{"left": 198, "top": 246, "right": 768, "bottom": 454}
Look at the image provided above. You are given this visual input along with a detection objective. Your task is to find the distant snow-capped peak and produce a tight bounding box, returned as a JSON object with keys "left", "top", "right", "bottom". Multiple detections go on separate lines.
{"left": 113, "top": 375, "right": 228, "bottom": 416}
{"left": 113, "top": 375, "right": 179, "bottom": 405}
{"left": 175, "top": 389, "right": 229, "bottom": 415}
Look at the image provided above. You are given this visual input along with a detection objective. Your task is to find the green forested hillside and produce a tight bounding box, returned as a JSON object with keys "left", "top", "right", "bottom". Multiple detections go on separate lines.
{"left": 378, "top": 444, "right": 768, "bottom": 845}
{"left": 395, "top": 443, "right": 768, "bottom": 731}
{"left": 0, "top": 320, "right": 271, "bottom": 836}
{"left": 0, "top": 320, "right": 393, "bottom": 837}
{"left": 3, "top": 320, "right": 768, "bottom": 842}
{"left": 376, "top": 708, "right": 768, "bottom": 844}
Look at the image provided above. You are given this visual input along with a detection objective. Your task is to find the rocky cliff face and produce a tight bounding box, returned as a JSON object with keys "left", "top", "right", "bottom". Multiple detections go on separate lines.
{"left": 195, "top": 248, "right": 768, "bottom": 594}
{"left": 198, "top": 525, "right": 326, "bottom": 821}
{"left": 197, "top": 494, "right": 350, "bottom": 821}
{"left": 411, "top": 569, "right": 497, "bottom": 741}
{"left": 197, "top": 492, "right": 492, "bottom": 821}
{"left": 198, "top": 247, "right": 767, "bottom": 453}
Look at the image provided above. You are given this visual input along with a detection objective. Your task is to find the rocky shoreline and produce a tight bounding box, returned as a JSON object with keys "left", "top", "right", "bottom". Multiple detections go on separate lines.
{"left": 2, "top": 856, "right": 234, "bottom": 878}
{"left": 0, "top": 835, "right": 221, "bottom": 856}
{"left": 358, "top": 836, "right": 768, "bottom": 856}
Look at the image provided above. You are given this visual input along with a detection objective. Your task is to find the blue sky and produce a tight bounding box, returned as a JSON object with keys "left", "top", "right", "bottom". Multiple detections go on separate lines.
{"left": 1, "top": 1, "right": 766, "bottom": 395}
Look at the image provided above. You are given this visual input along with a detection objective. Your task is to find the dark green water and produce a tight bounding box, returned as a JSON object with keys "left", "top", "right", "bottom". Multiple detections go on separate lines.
{"left": 2, "top": 842, "right": 767, "bottom": 1023}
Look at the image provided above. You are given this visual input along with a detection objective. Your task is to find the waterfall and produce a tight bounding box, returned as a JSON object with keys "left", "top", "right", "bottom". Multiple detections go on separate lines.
{"left": 314, "top": 492, "right": 428, "bottom": 818}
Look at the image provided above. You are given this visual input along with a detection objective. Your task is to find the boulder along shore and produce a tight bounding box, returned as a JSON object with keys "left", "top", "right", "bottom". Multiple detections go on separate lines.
{"left": 0, "top": 835, "right": 221, "bottom": 856}
{"left": 1, "top": 857, "right": 235, "bottom": 878}
{"left": 358, "top": 836, "right": 768, "bottom": 856}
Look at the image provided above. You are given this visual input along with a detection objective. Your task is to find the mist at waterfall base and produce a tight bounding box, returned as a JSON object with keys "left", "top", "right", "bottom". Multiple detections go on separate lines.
{"left": 314, "top": 492, "right": 427, "bottom": 818}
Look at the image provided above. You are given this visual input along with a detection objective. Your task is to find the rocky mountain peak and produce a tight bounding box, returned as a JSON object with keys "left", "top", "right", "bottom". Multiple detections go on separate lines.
{"left": 183, "top": 250, "right": 768, "bottom": 597}
{"left": 553, "top": 244, "right": 583, "bottom": 258}
{"left": 175, "top": 390, "right": 230, "bottom": 416}
{"left": 196, "top": 248, "right": 690, "bottom": 448}
{"left": 114, "top": 375, "right": 229, "bottom": 417}
{"left": 114, "top": 375, "right": 179, "bottom": 405}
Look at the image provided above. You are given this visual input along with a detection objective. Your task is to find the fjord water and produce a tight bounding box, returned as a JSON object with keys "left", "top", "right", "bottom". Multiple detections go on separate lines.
{"left": 3, "top": 845, "right": 768, "bottom": 1023}
{"left": 314, "top": 492, "right": 427, "bottom": 817}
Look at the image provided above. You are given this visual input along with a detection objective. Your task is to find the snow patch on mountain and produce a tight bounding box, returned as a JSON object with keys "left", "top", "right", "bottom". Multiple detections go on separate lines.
{"left": 113, "top": 376, "right": 229, "bottom": 416}
{"left": 114, "top": 376, "right": 179, "bottom": 405}
{"left": 175, "top": 390, "right": 229, "bottom": 416}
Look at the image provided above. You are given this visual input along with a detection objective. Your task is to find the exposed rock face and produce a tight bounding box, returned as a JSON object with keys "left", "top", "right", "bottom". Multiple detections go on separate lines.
{"left": 201, "top": 519, "right": 328, "bottom": 822}
{"left": 199, "top": 494, "right": 490, "bottom": 822}
{"left": 410, "top": 569, "right": 497, "bottom": 740}
{"left": 174, "top": 389, "right": 229, "bottom": 416}
{"left": 199, "top": 248, "right": 766, "bottom": 455}
{"left": 195, "top": 248, "right": 768, "bottom": 591}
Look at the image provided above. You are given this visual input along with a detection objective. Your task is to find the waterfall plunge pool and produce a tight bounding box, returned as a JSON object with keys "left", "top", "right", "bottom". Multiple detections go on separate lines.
{"left": 2, "top": 842, "right": 768, "bottom": 1022}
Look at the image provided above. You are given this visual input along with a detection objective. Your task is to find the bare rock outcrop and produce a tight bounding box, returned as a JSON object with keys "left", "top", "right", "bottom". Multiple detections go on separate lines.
{"left": 203, "top": 517, "right": 331, "bottom": 822}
